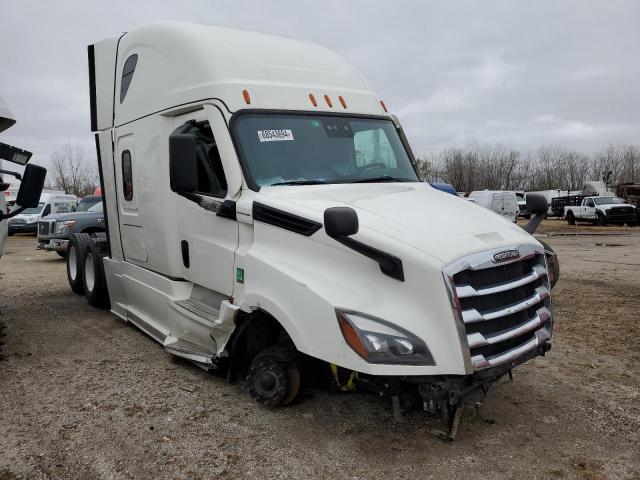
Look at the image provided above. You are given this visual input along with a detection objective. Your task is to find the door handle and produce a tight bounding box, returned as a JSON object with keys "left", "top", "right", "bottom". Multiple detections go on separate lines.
{"left": 181, "top": 240, "right": 190, "bottom": 268}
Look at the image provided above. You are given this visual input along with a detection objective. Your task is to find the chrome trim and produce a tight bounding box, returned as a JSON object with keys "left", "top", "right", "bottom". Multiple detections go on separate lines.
{"left": 461, "top": 285, "right": 549, "bottom": 324}
{"left": 455, "top": 264, "right": 547, "bottom": 298}
{"left": 442, "top": 243, "right": 543, "bottom": 277}
{"left": 442, "top": 243, "right": 553, "bottom": 372}
{"left": 470, "top": 328, "right": 551, "bottom": 369}
{"left": 467, "top": 307, "right": 551, "bottom": 348}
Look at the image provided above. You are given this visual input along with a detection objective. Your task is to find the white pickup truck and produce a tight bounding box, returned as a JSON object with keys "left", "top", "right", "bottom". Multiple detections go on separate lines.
{"left": 564, "top": 196, "right": 638, "bottom": 226}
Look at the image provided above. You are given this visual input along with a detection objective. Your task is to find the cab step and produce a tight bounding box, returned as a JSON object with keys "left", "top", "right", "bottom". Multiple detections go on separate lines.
{"left": 163, "top": 336, "right": 214, "bottom": 365}
{"left": 174, "top": 299, "right": 219, "bottom": 323}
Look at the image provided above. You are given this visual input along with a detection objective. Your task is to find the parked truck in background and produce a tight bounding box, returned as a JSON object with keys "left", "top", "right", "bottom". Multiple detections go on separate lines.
{"left": 69, "top": 22, "right": 558, "bottom": 437}
{"left": 37, "top": 201, "right": 105, "bottom": 257}
{"left": 7, "top": 193, "right": 77, "bottom": 235}
{"left": 616, "top": 183, "right": 640, "bottom": 212}
{"left": 564, "top": 196, "right": 638, "bottom": 226}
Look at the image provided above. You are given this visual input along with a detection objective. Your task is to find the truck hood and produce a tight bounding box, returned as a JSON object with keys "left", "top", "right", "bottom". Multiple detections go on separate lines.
{"left": 256, "top": 183, "right": 536, "bottom": 264}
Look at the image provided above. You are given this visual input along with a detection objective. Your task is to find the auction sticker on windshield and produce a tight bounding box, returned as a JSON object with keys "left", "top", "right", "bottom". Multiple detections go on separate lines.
{"left": 257, "top": 129, "right": 294, "bottom": 142}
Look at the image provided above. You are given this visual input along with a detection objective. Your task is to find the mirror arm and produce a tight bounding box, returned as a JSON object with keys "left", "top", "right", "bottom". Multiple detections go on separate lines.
{"left": 0, "top": 205, "right": 25, "bottom": 221}
{"left": 522, "top": 212, "right": 546, "bottom": 234}
{"left": 0, "top": 168, "right": 22, "bottom": 180}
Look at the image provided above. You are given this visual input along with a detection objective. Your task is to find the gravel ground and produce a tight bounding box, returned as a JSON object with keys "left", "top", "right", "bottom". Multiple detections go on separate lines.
{"left": 1, "top": 222, "right": 639, "bottom": 480}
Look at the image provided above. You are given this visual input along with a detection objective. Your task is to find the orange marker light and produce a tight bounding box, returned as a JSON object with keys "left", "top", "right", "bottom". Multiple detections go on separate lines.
{"left": 324, "top": 95, "right": 333, "bottom": 108}
{"left": 309, "top": 93, "right": 318, "bottom": 107}
{"left": 242, "top": 89, "right": 251, "bottom": 105}
{"left": 338, "top": 315, "right": 368, "bottom": 360}
{"left": 338, "top": 95, "right": 347, "bottom": 108}
{"left": 380, "top": 100, "right": 388, "bottom": 112}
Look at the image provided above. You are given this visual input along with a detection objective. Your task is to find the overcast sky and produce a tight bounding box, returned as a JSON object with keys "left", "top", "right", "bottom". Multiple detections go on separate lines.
{"left": 1, "top": 0, "right": 639, "bottom": 173}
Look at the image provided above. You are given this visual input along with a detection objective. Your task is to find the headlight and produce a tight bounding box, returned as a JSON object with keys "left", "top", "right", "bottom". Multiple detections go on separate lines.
{"left": 336, "top": 310, "right": 434, "bottom": 365}
{"left": 54, "top": 220, "right": 76, "bottom": 234}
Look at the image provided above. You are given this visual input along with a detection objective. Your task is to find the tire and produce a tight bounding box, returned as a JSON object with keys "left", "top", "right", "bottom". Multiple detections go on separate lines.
{"left": 66, "top": 233, "right": 92, "bottom": 294}
{"left": 82, "top": 239, "right": 110, "bottom": 310}
{"left": 247, "top": 344, "right": 300, "bottom": 407}
{"left": 597, "top": 212, "right": 607, "bottom": 226}
{"left": 0, "top": 318, "right": 6, "bottom": 358}
{"left": 567, "top": 211, "right": 575, "bottom": 225}
{"left": 56, "top": 250, "right": 67, "bottom": 258}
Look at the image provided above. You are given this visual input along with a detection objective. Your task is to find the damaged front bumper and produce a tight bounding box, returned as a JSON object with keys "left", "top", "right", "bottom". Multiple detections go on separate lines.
{"left": 37, "top": 238, "right": 68, "bottom": 252}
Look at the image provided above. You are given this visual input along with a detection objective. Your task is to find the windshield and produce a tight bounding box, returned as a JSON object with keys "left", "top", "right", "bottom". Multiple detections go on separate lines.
{"left": 594, "top": 197, "right": 625, "bottom": 205}
{"left": 232, "top": 113, "right": 419, "bottom": 188}
{"left": 87, "top": 202, "right": 103, "bottom": 212}
{"left": 77, "top": 197, "right": 99, "bottom": 212}
{"left": 14, "top": 202, "right": 44, "bottom": 215}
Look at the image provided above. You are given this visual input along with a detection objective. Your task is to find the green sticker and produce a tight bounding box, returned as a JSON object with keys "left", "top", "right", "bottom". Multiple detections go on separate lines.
{"left": 236, "top": 267, "right": 245, "bottom": 284}
{"left": 311, "top": 120, "right": 321, "bottom": 128}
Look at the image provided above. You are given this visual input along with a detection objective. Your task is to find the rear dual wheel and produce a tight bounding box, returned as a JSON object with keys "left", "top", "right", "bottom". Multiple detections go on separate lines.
{"left": 67, "top": 233, "right": 92, "bottom": 294}
{"left": 83, "top": 240, "right": 110, "bottom": 309}
{"left": 0, "top": 318, "right": 6, "bottom": 358}
{"left": 66, "top": 233, "right": 110, "bottom": 309}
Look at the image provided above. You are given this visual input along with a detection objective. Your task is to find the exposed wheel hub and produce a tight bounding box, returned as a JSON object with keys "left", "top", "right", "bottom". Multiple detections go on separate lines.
{"left": 249, "top": 359, "right": 288, "bottom": 406}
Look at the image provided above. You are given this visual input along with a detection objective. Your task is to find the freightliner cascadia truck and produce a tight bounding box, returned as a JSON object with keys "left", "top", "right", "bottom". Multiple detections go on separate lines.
{"left": 72, "top": 22, "right": 558, "bottom": 438}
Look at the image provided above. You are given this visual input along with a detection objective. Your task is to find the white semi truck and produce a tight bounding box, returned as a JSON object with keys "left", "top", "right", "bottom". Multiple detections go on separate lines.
{"left": 71, "top": 22, "right": 558, "bottom": 437}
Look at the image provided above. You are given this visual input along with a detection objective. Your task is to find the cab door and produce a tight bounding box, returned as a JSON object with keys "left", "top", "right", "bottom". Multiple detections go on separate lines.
{"left": 172, "top": 109, "right": 238, "bottom": 296}
{"left": 583, "top": 198, "right": 596, "bottom": 219}
{"left": 114, "top": 131, "right": 148, "bottom": 264}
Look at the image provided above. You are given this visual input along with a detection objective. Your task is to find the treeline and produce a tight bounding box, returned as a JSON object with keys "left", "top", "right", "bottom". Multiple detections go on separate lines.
{"left": 416, "top": 140, "right": 640, "bottom": 193}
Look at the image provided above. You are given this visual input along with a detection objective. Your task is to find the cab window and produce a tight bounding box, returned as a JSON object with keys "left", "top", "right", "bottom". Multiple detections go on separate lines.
{"left": 192, "top": 123, "right": 227, "bottom": 198}
{"left": 122, "top": 150, "right": 133, "bottom": 201}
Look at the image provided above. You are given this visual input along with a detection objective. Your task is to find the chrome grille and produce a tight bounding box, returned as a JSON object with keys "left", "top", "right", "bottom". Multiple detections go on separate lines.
{"left": 443, "top": 244, "right": 553, "bottom": 370}
{"left": 38, "top": 221, "right": 50, "bottom": 235}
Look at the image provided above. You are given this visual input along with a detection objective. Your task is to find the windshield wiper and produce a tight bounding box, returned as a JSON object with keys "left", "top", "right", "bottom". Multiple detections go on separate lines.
{"left": 350, "top": 175, "right": 409, "bottom": 183}
{"left": 270, "top": 179, "right": 328, "bottom": 186}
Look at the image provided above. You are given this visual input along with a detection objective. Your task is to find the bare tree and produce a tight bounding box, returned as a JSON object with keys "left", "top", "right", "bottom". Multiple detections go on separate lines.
{"left": 417, "top": 141, "right": 639, "bottom": 193}
{"left": 50, "top": 143, "right": 98, "bottom": 196}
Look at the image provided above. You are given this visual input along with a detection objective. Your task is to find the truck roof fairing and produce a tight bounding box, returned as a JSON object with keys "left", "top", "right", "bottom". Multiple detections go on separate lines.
{"left": 89, "top": 21, "right": 388, "bottom": 131}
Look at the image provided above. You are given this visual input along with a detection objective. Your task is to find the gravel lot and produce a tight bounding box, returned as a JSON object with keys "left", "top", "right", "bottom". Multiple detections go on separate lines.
{"left": 1, "top": 220, "right": 639, "bottom": 479}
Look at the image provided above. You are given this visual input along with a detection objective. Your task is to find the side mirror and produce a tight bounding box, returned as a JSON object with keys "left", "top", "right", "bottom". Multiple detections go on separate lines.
{"left": 16, "top": 164, "right": 46, "bottom": 208}
{"left": 169, "top": 122, "right": 198, "bottom": 194}
{"left": 522, "top": 194, "right": 548, "bottom": 234}
{"left": 324, "top": 207, "right": 359, "bottom": 238}
{"left": 526, "top": 194, "right": 548, "bottom": 216}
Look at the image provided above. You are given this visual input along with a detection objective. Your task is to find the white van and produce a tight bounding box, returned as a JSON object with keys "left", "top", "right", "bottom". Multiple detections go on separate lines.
{"left": 8, "top": 193, "right": 77, "bottom": 234}
{"left": 67, "top": 22, "right": 557, "bottom": 438}
{"left": 468, "top": 190, "right": 519, "bottom": 222}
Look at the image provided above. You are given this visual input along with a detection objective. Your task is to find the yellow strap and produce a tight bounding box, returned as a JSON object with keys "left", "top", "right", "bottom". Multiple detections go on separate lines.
{"left": 330, "top": 364, "right": 357, "bottom": 392}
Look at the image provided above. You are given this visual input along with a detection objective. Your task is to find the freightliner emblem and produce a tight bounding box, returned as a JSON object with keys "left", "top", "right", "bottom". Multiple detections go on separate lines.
{"left": 492, "top": 249, "right": 520, "bottom": 263}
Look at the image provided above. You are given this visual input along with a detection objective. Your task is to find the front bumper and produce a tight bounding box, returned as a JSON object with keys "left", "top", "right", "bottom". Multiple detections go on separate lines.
{"left": 414, "top": 339, "right": 551, "bottom": 416}
{"left": 8, "top": 223, "right": 37, "bottom": 234}
{"left": 37, "top": 238, "right": 69, "bottom": 252}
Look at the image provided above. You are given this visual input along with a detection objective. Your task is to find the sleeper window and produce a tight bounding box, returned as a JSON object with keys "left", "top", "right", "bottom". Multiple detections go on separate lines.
{"left": 120, "top": 54, "right": 138, "bottom": 103}
{"left": 122, "top": 150, "right": 133, "bottom": 201}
